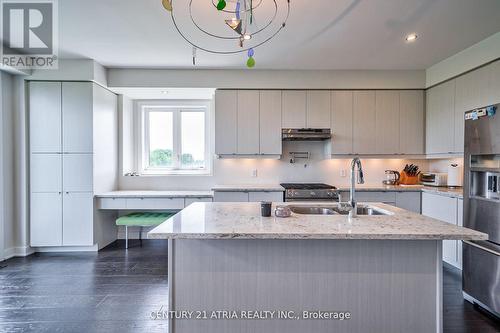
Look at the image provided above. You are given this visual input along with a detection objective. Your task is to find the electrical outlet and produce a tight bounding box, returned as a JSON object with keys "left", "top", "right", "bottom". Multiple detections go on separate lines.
{"left": 340, "top": 169, "right": 347, "bottom": 177}
{"left": 251, "top": 169, "right": 258, "bottom": 177}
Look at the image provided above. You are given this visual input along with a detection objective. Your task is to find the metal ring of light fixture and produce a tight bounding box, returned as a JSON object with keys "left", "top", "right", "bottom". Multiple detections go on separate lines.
{"left": 170, "top": 0, "right": 290, "bottom": 55}
{"left": 210, "top": 0, "right": 264, "bottom": 13}
{"left": 190, "top": 0, "right": 277, "bottom": 40}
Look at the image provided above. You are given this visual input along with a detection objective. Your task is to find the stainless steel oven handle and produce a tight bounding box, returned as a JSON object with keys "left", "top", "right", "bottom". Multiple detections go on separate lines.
{"left": 463, "top": 240, "right": 500, "bottom": 257}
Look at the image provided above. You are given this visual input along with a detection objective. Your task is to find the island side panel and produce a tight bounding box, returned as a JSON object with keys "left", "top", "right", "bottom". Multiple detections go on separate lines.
{"left": 169, "top": 239, "right": 442, "bottom": 333}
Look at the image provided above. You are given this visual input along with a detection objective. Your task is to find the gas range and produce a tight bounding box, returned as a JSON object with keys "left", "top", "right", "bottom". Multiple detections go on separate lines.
{"left": 280, "top": 183, "right": 339, "bottom": 202}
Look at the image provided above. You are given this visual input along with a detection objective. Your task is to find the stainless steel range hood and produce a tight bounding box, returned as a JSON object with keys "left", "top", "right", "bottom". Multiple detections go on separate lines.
{"left": 282, "top": 128, "right": 331, "bottom": 141}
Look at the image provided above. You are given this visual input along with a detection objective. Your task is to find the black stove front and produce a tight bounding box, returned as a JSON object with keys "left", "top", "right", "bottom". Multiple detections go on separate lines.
{"left": 280, "top": 183, "right": 338, "bottom": 201}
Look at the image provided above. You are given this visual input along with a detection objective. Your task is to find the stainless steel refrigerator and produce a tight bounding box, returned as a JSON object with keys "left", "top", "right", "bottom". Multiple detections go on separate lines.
{"left": 463, "top": 104, "right": 500, "bottom": 317}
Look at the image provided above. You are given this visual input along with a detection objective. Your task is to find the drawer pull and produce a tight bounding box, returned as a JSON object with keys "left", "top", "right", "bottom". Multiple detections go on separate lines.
{"left": 463, "top": 241, "right": 500, "bottom": 257}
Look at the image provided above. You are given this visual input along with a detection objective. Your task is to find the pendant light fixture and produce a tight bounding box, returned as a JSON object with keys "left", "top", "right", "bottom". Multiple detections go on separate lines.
{"left": 165, "top": 0, "right": 290, "bottom": 68}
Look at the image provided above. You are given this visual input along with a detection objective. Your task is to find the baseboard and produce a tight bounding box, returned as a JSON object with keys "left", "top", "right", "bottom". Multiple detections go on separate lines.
{"left": 34, "top": 244, "right": 99, "bottom": 253}
{"left": 2, "top": 246, "right": 35, "bottom": 260}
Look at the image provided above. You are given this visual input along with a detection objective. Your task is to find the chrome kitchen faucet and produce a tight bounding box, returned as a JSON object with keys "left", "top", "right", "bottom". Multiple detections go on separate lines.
{"left": 349, "top": 157, "right": 365, "bottom": 218}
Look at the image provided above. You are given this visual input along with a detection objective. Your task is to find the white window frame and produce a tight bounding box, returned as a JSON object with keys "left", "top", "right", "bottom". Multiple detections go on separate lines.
{"left": 135, "top": 100, "right": 212, "bottom": 175}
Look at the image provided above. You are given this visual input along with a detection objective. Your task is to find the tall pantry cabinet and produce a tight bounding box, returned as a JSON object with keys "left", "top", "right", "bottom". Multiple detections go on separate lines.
{"left": 29, "top": 81, "right": 118, "bottom": 248}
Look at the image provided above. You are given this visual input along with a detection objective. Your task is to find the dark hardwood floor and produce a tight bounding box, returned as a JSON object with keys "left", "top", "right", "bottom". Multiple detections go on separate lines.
{"left": 0, "top": 240, "right": 498, "bottom": 333}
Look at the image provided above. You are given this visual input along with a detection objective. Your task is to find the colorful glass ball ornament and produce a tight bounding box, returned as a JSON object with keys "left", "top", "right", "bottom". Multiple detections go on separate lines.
{"left": 216, "top": 0, "right": 226, "bottom": 10}
{"left": 247, "top": 48, "right": 255, "bottom": 68}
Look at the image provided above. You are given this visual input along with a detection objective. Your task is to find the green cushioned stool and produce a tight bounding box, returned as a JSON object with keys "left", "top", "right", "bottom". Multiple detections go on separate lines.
{"left": 116, "top": 212, "right": 175, "bottom": 249}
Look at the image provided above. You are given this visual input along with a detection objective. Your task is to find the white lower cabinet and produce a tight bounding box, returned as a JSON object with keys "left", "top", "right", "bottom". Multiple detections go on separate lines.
{"left": 63, "top": 192, "right": 94, "bottom": 246}
{"left": 214, "top": 191, "right": 284, "bottom": 203}
{"left": 422, "top": 192, "right": 462, "bottom": 268}
{"left": 394, "top": 192, "right": 421, "bottom": 213}
{"left": 457, "top": 199, "right": 463, "bottom": 269}
{"left": 248, "top": 191, "right": 284, "bottom": 202}
{"left": 214, "top": 191, "right": 249, "bottom": 202}
{"left": 31, "top": 191, "right": 95, "bottom": 247}
{"left": 30, "top": 192, "right": 63, "bottom": 247}
{"left": 338, "top": 191, "right": 421, "bottom": 213}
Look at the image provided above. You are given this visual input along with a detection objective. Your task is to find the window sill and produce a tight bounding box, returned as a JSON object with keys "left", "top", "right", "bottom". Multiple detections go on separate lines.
{"left": 125, "top": 170, "right": 212, "bottom": 177}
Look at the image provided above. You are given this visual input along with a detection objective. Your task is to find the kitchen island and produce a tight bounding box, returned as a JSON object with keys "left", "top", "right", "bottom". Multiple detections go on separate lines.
{"left": 149, "top": 202, "right": 486, "bottom": 333}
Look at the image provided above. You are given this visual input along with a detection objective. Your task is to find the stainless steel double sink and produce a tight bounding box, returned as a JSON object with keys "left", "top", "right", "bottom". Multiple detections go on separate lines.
{"left": 288, "top": 204, "right": 389, "bottom": 216}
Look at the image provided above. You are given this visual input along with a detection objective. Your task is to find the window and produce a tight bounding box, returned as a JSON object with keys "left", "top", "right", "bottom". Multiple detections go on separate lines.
{"left": 138, "top": 101, "right": 211, "bottom": 175}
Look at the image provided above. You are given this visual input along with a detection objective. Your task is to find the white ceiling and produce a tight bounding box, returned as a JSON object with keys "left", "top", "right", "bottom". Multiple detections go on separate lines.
{"left": 59, "top": 0, "right": 500, "bottom": 70}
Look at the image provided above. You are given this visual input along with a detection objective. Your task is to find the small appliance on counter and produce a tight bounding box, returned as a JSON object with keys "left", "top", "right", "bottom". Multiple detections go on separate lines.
{"left": 382, "top": 170, "right": 400, "bottom": 185}
{"left": 420, "top": 172, "right": 448, "bottom": 186}
{"left": 447, "top": 163, "right": 463, "bottom": 187}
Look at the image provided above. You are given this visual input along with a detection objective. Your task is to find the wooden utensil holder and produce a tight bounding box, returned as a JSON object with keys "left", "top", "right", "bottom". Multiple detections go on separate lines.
{"left": 399, "top": 171, "right": 420, "bottom": 185}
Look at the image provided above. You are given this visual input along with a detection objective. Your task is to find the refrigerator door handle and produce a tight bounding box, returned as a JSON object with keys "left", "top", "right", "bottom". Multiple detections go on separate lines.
{"left": 463, "top": 240, "right": 500, "bottom": 257}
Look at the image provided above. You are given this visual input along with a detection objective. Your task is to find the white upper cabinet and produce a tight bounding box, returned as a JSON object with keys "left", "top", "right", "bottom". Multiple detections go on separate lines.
{"left": 259, "top": 90, "right": 282, "bottom": 155}
{"left": 353, "top": 91, "right": 376, "bottom": 154}
{"left": 331, "top": 91, "right": 353, "bottom": 154}
{"left": 215, "top": 90, "right": 238, "bottom": 155}
{"left": 30, "top": 154, "right": 62, "bottom": 193}
{"left": 215, "top": 90, "right": 282, "bottom": 156}
{"left": 455, "top": 66, "right": 490, "bottom": 112}
{"left": 454, "top": 67, "right": 490, "bottom": 153}
{"left": 426, "top": 80, "right": 456, "bottom": 154}
{"left": 29, "top": 82, "right": 62, "bottom": 153}
{"left": 488, "top": 60, "right": 500, "bottom": 105}
{"left": 237, "top": 90, "right": 260, "bottom": 154}
{"left": 306, "top": 91, "right": 331, "bottom": 128}
{"left": 399, "top": 90, "right": 424, "bottom": 154}
{"left": 375, "top": 91, "right": 400, "bottom": 154}
{"left": 63, "top": 154, "right": 93, "bottom": 192}
{"left": 62, "top": 82, "right": 93, "bottom": 153}
{"left": 282, "top": 91, "right": 307, "bottom": 128}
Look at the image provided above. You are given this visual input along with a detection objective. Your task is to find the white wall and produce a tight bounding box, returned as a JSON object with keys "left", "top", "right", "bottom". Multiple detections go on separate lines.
{"left": 1, "top": 72, "right": 16, "bottom": 259}
{"left": 119, "top": 139, "right": 429, "bottom": 190}
{"left": 12, "top": 76, "right": 29, "bottom": 255}
{"left": 0, "top": 72, "right": 4, "bottom": 260}
{"left": 108, "top": 69, "right": 425, "bottom": 90}
{"left": 118, "top": 95, "right": 134, "bottom": 175}
{"left": 426, "top": 31, "right": 500, "bottom": 87}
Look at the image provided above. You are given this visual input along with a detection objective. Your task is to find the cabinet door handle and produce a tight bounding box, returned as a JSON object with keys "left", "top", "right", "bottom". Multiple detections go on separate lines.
{"left": 463, "top": 240, "right": 500, "bottom": 257}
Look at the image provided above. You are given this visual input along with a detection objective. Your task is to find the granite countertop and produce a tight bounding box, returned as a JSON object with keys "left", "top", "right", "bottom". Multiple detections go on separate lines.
{"left": 212, "top": 184, "right": 285, "bottom": 192}
{"left": 95, "top": 190, "right": 214, "bottom": 198}
{"left": 148, "top": 202, "right": 486, "bottom": 241}
{"left": 337, "top": 184, "right": 463, "bottom": 198}
{"left": 213, "top": 184, "right": 463, "bottom": 198}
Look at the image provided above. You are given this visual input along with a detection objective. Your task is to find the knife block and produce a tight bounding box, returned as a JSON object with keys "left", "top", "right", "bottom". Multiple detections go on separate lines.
{"left": 399, "top": 171, "right": 420, "bottom": 185}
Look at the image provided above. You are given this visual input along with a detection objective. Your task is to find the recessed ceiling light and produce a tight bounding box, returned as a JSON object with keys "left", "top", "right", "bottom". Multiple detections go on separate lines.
{"left": 405, "top": 33, "right": 418, "bottom": 42}
{"left": 161, "top": 90, "right": 169, "bottom": 94}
